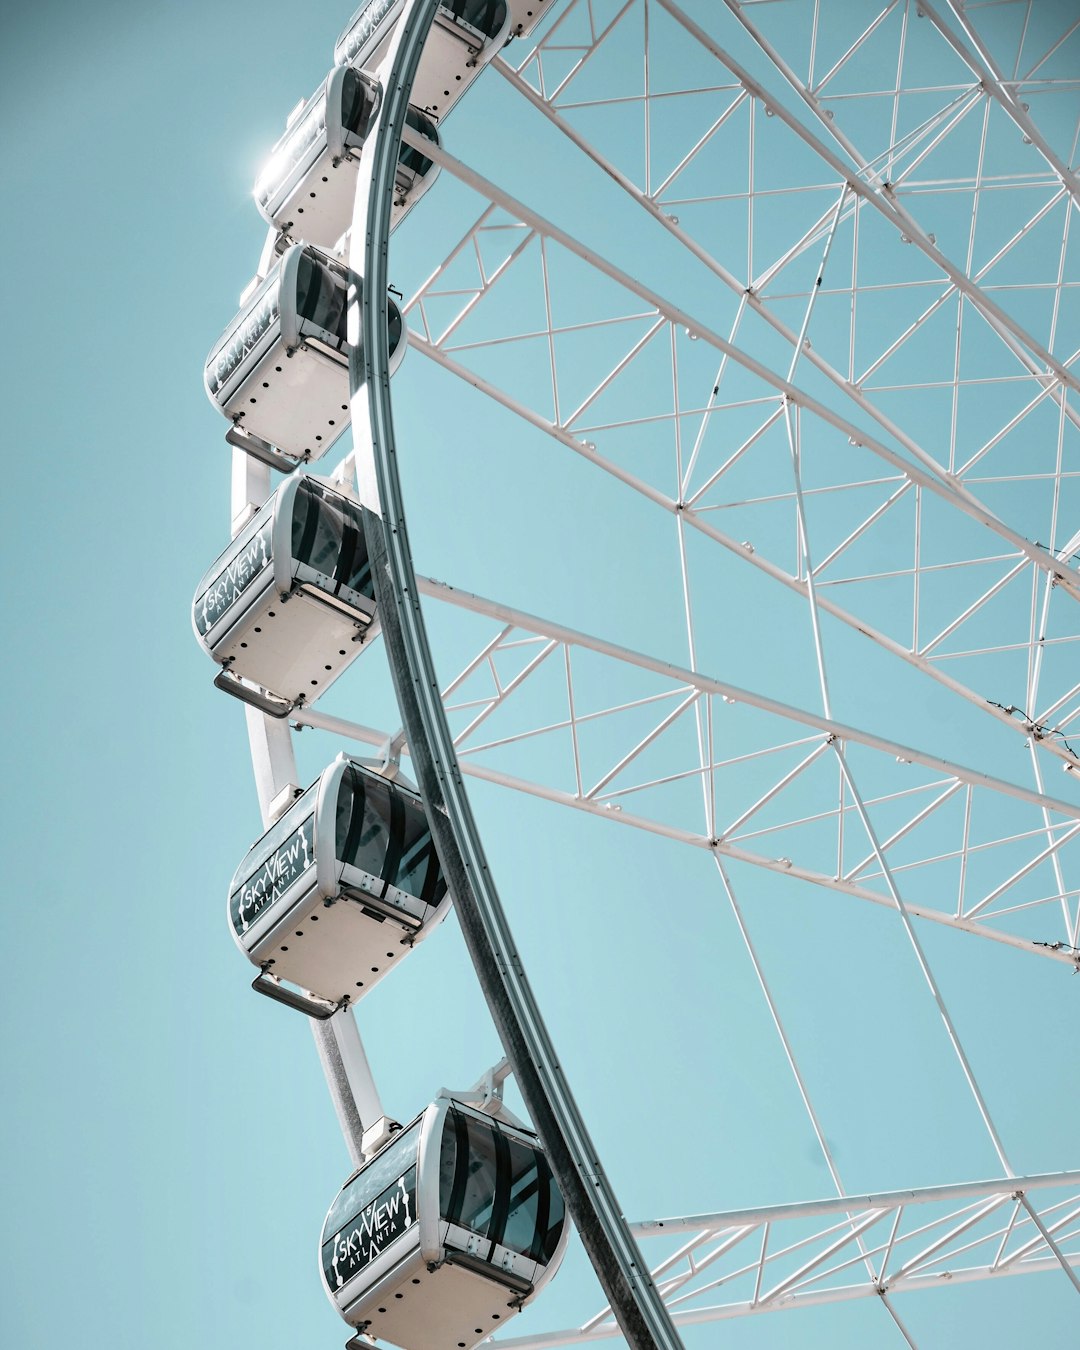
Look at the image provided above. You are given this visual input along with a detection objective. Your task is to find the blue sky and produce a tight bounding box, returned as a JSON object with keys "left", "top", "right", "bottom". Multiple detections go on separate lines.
{"left": 2, "top": 2, "right": 1078, "bottom": 1348}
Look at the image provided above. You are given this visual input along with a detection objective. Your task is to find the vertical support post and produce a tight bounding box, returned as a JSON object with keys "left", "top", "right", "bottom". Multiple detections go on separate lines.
{"left": 312, "top": 1010, "right": 385, "bottom": 1169}
{"left": 228, "top": 447, "right": 383, "bottom": 1166}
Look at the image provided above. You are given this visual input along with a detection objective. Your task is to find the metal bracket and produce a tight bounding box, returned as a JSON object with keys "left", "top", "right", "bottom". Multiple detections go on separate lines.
{"left": 345, "top": 736, "right": 414, "bottom": 789}
{"left": 437, "top": 1057, "right": 527, "bottom": 1129}
{"left": 324, "top": 451, "right": 362, "bottom": 501}
{"left": 375, "top": 731, "right": 405, "bottom": 778}
{"left": 361, "top": 1115, "right": 403, "bottom": 1160}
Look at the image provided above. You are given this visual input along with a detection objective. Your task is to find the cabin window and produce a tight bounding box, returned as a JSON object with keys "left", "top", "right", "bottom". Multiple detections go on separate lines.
{"left": 194, "top": 512, "right": 274, "bottom": 636}
{"left": 296, "top": 252, "right": 348, "bottom": 345}
{"left": 442, "top": 0, "right": 507, "bottom": 39}
{"left": 391, "top": 809, "right": 444, "bottom": 907}
{"left": 387, "top": 302, "right": 403, "bottom": 359}
{"left": 255, "top": 95, "right": 328, "bottom": 210}
{"left": 229, "top": 784, "right": 319, "bottom": 935}
{"left": 337, "top": 768, "right": 398, "bottom": 881}
{"left": 442, "top": 1107, "right": 502, "bottom": 1240}
{"left": 337, "top": 0, "right": 398, "bottom": 67}
{"left": 341, "top": 68, "right": 375, "bottom": 138}
{"left": 398, "top": 107, "right": 436, "bottom": 177}
{"left": 338, "top": 518, "right": 373, "bottom": 599}
{"left": 441, "top": 1108, "right": 564, "bottom": 1262}
{"left": 322, "top": 1118, "right": 423, "bottom": 1286}
{"left": 207, "top": 276, "right": 280, "bottom": 396}
{"left": 292, "top": 482, "right": 374, "bottom": 601}
{"left": 502, "top": 1137, "right": 564, "bottom": 1263}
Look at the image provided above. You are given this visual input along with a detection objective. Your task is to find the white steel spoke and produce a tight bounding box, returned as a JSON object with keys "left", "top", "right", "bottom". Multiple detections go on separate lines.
{"left": 832, "top": 745, "right": 1014, "bottom": 1174}
{"left": 293, "top": 575, "right": 1080, "bottom": 964}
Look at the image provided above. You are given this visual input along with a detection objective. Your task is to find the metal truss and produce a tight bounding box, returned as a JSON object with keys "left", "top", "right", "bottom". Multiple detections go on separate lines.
{"left": 296, "top": 575, "right": 1080, "bottom": 962}
{"left": 490, "top": 1171, "right": 1080, "bottom": 1346}
{"left": 396, "top": 0, "right": 1079, "bottom": 789}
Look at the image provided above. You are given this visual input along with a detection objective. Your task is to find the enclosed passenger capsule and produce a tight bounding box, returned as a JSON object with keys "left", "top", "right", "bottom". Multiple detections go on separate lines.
{"left": 204, "top": 244, "right": 405, "bottom": 464}
{"left": 192, "top": 475, "right": 375, "bottom": 716}
{"left": 322, "top": 1097, "right": 567, "bottom": 1349}
{"left": 230, "top": 757, "right": 449, "bottom": 1018}
{"left": 255, "top": 65, "right": 440, "bottom": 248}
{"left": 336, "top": 1, "right": 512, "bottom": 120}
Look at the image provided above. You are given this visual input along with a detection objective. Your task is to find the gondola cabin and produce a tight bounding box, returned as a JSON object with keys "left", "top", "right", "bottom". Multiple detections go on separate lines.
{"left": 255, "top": 64, "right": 441, "bottom": 248}
{"left": 192, "top": 475, "right": 376, "bottom": 717}
{"left": 229, "top": 757, "right": 449, "bottom": 1019}
{"left": 335, "top": 1, "right": 513, "bottom": 120}
{"left": 322, "top": 1097, "right": 567, "bottom": 1349}
{"left": 204, "top": 244, "right": 405, "bottom": 464}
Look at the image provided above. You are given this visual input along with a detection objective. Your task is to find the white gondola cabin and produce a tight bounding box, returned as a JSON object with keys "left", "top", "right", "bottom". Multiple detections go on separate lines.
{"left": 192, "top": 475, "right": 376, "bottom": 717}
{"left": 255, "top": 64, "right": 440, "bottom": 248}
{"left": 336, "top": 1, "right": 514, "bottom": 120}
{"left": 229, "top": 757, "right": 449, "bottom": 1018}
{"left": 204, "top": 243, "right": 405, "bottom": 465}
{"left": 322, "top": 1097, "right": 567, "bottom": 1349}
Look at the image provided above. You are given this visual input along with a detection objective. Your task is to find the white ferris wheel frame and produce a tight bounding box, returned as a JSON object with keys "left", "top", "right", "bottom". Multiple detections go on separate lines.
{"left": 217, "top": 1, "right": 1080, "bottom": 1346}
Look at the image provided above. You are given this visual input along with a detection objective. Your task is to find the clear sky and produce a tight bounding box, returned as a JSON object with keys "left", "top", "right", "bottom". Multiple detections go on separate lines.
{"left": 2, "top": 2, "right": 1078, "bottom": 1349}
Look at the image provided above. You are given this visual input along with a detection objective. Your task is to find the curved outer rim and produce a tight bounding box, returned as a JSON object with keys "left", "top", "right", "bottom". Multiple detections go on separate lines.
{"left": 350, "top": 3, "right": 683, "bottom": 1347}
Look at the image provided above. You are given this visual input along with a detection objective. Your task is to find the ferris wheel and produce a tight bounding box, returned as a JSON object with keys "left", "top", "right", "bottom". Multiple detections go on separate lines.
{"left": 193, "top": 2, "right": 1080, "bottom": 1347}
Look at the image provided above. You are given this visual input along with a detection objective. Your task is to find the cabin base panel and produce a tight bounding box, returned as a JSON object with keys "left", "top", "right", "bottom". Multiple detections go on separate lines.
{"left": 274, "top": 154, "right": 361, "bottom": 254}
{"left": 215, "top": 589, "right": 368, "bottom": 707}
{"left": 250, "top": 891, "right": 414, "bottom": 1006}
{"left": 410, "top": 19, "right": 500, "bottom": 119}
{"left": 352, "top": 1254, "right": 522, "bottom": 1350}
{"left": 224, "top": 343, "right": 349, "bottom": 461}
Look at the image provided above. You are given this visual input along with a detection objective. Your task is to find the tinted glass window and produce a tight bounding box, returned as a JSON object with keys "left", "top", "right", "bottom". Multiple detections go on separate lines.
{"left": 291, "top": 481, "right": 374, "bottom": 601}
{"left": 438, "top": 1110, "right": 459, "bottom": 1219}
{"left": 341, "top": 68, "right": 375, "bottom": 137}
{"left": 293, "top": 481, "right": 343, "bottom": 575}
{"left": 230, "top": 781, "right": 319, "bottom": 904}
{"left": 391, "top": 808, "right": 445, "bottom": 907}
{"left": 323, "top": 1119, "right": 422, "bottom": 1238}
{"left": 340, "top": 516, "right": 373, "bottom": 599}
{"left": 442, "top": 1108, "right": 499, "bottom": 1241}
{"left": 501, "top": 1137, "right": 564, "bottom": 1263}
{"left": 296, "top": 252, "right": 348, "bottom": 345}
{"left": 398, "top": 107, "right": 436, "bottom": 177}
{"left": 387, "top": 301, "right": 403, "bottom": 360}
{"left": 442, "top": 0, "right": 507, "bottom": 39}
{"left": 337, "top": 767, "right": 393, "bottom": 879}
